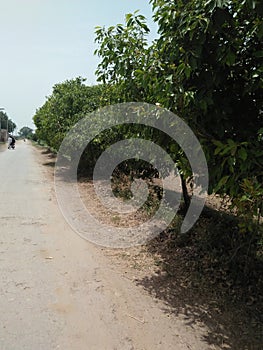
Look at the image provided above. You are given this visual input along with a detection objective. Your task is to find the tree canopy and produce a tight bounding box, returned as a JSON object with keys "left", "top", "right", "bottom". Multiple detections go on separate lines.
{"left": 33, "top": 78, "right": 108, "bottom": 150}
{"left": 0, "top": 110, "right": 16, "bottom": 133}
{"left": 18, "top": 126, "right": 34, "bottom": 139}
{"left": 33, "top": 0, "right": 262, "bottom": 231}
{"left": 94, "top": 0, "right": 263, "bottom": 225}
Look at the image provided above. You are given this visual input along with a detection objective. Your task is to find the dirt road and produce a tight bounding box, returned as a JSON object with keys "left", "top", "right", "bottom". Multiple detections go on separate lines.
{"left": 0, "top": 141, "right": 218, "bottom": 350}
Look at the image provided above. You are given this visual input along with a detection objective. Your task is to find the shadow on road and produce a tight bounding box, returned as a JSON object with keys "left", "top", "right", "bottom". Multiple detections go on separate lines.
{"left": 43, "top": 161, "right": 56, "bottom": 167}
{"left": 136, "top": 212, "right": 263, "bottom": 350}
{"left": 38, "top": 144, "right": 263, "bottom": 349}
{"left": 41, "top": 150, "right": 56, "bottom": 167}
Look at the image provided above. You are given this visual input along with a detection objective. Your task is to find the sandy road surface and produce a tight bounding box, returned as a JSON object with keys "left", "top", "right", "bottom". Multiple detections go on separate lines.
{"left": 0, "top": 141, "right": 218, "bottom": 350}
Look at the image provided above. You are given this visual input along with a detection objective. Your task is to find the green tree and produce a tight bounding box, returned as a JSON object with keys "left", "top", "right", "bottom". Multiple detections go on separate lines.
{"left": 149, "top": 0, "right": 263, "bottom": 222}
{"left": 94, "top": 0, "right": 263, "bottom": 226}
{"left": 0, "top": 110, "right": 16, "bottom": 133}
{"left": 33, "top": 78, "right": 107, "bottom": 150}
{"left": 95, "top": 11, "right": 151, "bottom": 102}
{"left": 19, "top": 126, "right": 34, "bottom": 139}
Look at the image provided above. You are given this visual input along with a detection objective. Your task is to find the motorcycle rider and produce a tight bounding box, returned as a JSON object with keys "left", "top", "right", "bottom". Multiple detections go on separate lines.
{"left": 8, "top": 135, "right": 16, "bottom": 149}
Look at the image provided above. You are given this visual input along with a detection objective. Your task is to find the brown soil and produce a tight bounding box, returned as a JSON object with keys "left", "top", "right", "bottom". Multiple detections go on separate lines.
{"left": 39, "top": 144, "right": 262, "bottom": 350}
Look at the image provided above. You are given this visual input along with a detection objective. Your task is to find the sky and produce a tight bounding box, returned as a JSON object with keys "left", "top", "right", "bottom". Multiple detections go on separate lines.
{"left": 0, "top": 0, "right": 158, "bottom": 131}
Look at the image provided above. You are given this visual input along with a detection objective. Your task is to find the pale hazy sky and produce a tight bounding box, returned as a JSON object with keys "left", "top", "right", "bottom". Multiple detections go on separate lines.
{"left": 0, "top": 0, "right": 157, "bottom": 131}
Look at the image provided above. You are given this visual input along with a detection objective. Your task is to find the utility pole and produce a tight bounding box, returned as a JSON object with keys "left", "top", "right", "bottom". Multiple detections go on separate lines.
{"left": 0, "top": 107, "right": 4, "bottom": 142}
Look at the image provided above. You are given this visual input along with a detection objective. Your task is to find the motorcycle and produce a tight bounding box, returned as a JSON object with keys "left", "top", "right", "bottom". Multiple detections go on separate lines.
{"left": 8, "top": 143, "right": 15, "bottom": 150}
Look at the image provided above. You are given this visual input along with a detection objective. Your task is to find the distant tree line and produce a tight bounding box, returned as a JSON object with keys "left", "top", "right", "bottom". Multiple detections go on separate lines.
{"left": 18, "top": 126, "right": 34, "bottom": 139}
{"left": 0, "top": 110, "right": 16, "bottom": 134}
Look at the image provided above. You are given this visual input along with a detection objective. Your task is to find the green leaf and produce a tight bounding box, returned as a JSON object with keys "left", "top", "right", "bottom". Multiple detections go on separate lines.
{"left": 212, "top": 140, "right": 224, "bottom": 148}
{"left": 238, "top": 147, "right": 247, "bottom": 161}
{"left": 225, "top": 51, "right": 236, "bottom": 66}
{"left": 169, "top": 143, "right": 178, "bottom": 153}
{"left": 185, "top": 65, "right": 191, "bottom": 78}
{"left": 126, "top": 13, "right": 133, "bottom": 22}
{"left": 214, "top": 175, "right": 229, "bottom": 192}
